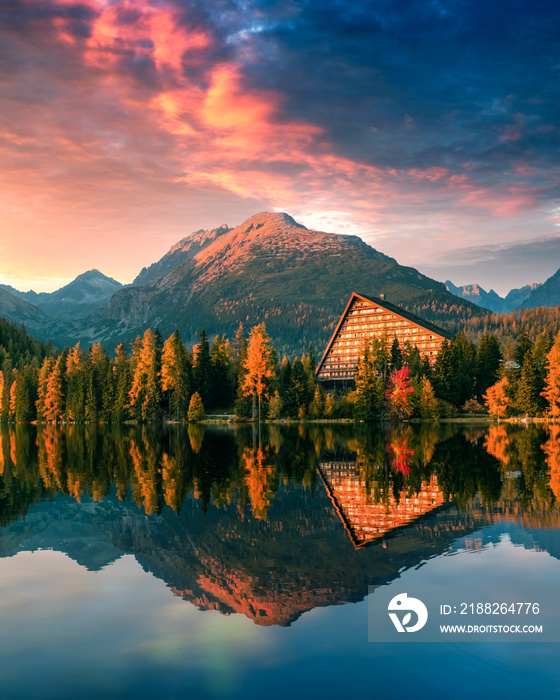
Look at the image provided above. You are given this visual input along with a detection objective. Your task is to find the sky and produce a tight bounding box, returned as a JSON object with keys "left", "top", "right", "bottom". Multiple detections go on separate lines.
{"left": 0, "top": 0, "right": 558, "bottom": 296}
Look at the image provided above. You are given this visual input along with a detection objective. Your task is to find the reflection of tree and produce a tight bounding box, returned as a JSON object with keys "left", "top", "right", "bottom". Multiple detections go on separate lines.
{"left": 484, "top": 425, "right": 510, "bottom": 466}
{"left": 188, "top": 424, "right": 205, "bottom": 454}
{"left": 241, "top": 446, "right": 277, "bottom": 520}
{"left": 386, "top": 433, "right": 414, "bottom": 475}
{"left": 37, "top": 425, "right": 65, "bottom": 493}
{"left": 543, "top": 424, "right": 560, "bottom": 501}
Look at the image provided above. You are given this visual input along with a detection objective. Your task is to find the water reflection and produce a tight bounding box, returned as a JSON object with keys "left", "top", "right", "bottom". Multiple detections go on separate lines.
{"left": 1, "top": 422, "right": 560, "bottom": 626}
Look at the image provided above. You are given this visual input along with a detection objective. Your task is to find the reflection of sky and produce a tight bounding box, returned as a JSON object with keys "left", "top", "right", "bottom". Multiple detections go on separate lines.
{"left": 1, "top": 531, "right": 560, "bottom": 700}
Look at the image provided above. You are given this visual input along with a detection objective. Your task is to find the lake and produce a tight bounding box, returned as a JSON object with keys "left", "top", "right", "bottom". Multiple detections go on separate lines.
{"left": 0, "top": 422, "right": 559, "bottom": 699}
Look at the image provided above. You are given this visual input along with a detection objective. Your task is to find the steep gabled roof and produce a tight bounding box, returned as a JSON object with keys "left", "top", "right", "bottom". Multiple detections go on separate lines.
{"left": 316, "top": 292, "right": 453, "bottom": 376}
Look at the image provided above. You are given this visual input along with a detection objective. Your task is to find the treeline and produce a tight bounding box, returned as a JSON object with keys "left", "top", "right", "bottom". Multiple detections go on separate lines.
{"left": 0, "top": 316, "right": 53, "bottom": 367}
{"left": 461, "top": 305, "right": 560, "bottom": 351}
{"left": 1, "top": 312, "right": 559, "bottom": 423}
{"left": 484, "top": 330, "right": 560, "bottom": 419}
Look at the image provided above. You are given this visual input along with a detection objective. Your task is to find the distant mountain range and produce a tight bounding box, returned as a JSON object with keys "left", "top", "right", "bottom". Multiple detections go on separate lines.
{"left": 445, "top": 271, "right": 560, "bottom": 315}
{"left": 0, "top": 211, "right": 558, "bottom": 352}
{"left": 0, "top": 270, "right": 123, "bottom": 321}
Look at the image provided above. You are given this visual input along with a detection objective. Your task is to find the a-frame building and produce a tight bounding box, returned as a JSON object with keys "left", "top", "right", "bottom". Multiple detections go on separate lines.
{"left": 316, "top": 292, "right": 452, "bottom": 384}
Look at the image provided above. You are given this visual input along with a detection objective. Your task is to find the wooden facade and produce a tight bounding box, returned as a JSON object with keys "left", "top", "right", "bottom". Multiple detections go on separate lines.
{"left": 315, "top": 292, "right": 452, "bottom": 384}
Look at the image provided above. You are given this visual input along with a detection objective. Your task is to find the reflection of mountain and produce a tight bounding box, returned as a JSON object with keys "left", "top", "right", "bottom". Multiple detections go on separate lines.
{"left": 318, "top": 460, "right": 448, "bottom": 548}
{"left": 1, "top": 423, "right": 560, "bottom": 628}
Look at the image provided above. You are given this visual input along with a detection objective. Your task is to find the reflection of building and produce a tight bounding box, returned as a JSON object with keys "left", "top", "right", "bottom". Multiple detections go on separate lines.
{"left": 318, "top": 460, "right": 447, "bottom": 548}
{"left": 316, "top": 292, "right": 451, "bottom": 383}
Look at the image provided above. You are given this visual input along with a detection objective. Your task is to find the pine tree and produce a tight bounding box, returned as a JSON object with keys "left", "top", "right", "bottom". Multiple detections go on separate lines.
{"left": 188, "top": 391, "right": 205, "bottom": 422}
{"left": 474, "top": 334, "right": 502, "bottom": 400}
{"left": 36, "top": 356, "right": 54, "bottom": 422}
{"left": 193, "top": 329, "right": 212, "bottom": 408}
{"left": 516, "top": 349, "right": 545, "bottom": 416}
{"left": 354, "top": 344, "right": 384, "bottom": 421}
{"left": 65, "top": 343, "right": 86, "bottom": 422}
{"left": 129, "top": 329, "right": 162, "bottom": 421}
{"left": 44, "top": 353, "right": 67, "bottom": 422}
{"left": 390, "top": 337, "right": 403, "bottom": 372}
{"left": 112, "top": 342, "right": 131, "bottom": 422}
{"left": 161, "top": 330, "right": 192, "bottom": 420}
{"left": 210, "top": 335, "right": 235, "bottom": 408}
{"left": 419, "top": 377, "right": 439, "bottom": 420}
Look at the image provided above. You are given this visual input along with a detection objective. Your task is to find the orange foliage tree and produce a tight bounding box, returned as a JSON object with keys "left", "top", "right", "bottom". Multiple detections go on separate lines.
{"left": 483, "top": 376, "right": 509, "bottom": 420}
{"left": 242, "top": 323, "right": 276, "bottom": 420}
{"left": 542, "top": 340, "right": 560, "bottom": 418}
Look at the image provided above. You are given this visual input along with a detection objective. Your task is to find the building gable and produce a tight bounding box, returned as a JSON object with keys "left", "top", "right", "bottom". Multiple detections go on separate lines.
{"left": 316, "top": 292, "right": 452, "bottom": 383}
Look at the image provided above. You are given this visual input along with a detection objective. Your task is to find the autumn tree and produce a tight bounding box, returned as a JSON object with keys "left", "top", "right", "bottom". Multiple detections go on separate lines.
{"left": 542, "top": 339, "right": 560, "bottom": 418}
{"left": 161, "top": 330, "right": 192, "bottom": 420}
{"left": 36, "top": 356, "right": 54, "bottom": 422}
{"left": 44, "top": 353, "right": 67, "bottom": 422}
{"left": 386, "top": 366, "right": 414, "bottom": 419}
{"left": 242, "top": 323, "right": 276, "bottom": 420}
{"left": 188, "top": 391, "right": 205, "bottom": 422}
{"left": 483, "top": 376, "right": 510, "bottom": 420}
{"left": 129, "top": 329, "right": 162, "bottom": 421}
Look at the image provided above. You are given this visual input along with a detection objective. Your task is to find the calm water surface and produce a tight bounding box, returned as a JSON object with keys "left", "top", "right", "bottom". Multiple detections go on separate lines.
{"left": 0, "top": 422, "right": 559, "bottom": 699}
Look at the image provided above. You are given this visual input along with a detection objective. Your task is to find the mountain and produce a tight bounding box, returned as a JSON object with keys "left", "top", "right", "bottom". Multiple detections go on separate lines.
{"left": 0, "top": 286, "right": 50, "bottom": 333}
{"left": 1, "top": 269, "right": 123, "bottom": 321}
{"left": 446, "top": 280, "right": 543, "bottom": 314}
{"left": 505, "top": 282, "right": 542, "bottom": 308}
{"left": 445, "top": 281, "right": 510, "bottom": 314}
{"left": 71, "top": 212, "right": 483, "bottom": 354}
{"left": 134, "top": 224, "right": 231, "bottom": 286}
{"left": 520, "top": 268, "right": 560, "bottom": 309}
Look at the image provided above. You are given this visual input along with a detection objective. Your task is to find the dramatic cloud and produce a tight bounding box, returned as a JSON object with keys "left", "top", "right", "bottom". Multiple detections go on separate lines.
{"left": 0, "top": 0, "right": 558, "bottom": 290}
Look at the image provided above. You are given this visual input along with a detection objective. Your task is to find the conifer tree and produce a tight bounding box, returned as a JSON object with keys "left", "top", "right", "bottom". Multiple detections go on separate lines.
{"left": 234, "top": 324, "right": 252, "bottom": 418}
{"left": 390, "top": 337, "right": 403, "bottom": 372}
{"left": 354, "top": 344, "right": 384, "bottom": 421}
{"left": 14, "top": 365, "right": 37, "bottom": 422}
{"left": 419, "top": 377, "right": 439, "bottom": 420}
{"left": 474, "top": 334, "right": 502, "bottom": 400}
{"left": 44, "top": 353, "right": 67, "bottom": 422}
{"left": 193, "top": 329, "right": 212, "bottom": 408}
{"left": 516, "top": 349, "right": 545, "bottom": 416}
{"left": 112, "top": 342, "right": 131, "bottom": 422}
{"left": 65, "top": 343, "right": 86, "bottom": 422}
{"left": 36, "top": 356, "right": 54, "bottom": 422}
{"left": 129, "top": 329, "right": 162, "bottom": 421}
{"left": 242, "top": 323, "right": 276, "bottom": 420}
{"left": 210, "top": 335, "right": 235, "bottom": 408}
{"left": 542, "top": 339, "right": 560, "bottom": 417}
{"left": 161, "top": 330, "right": 192, "bottom": 420}
{"left": 188, "top": 391, "right": 205, "bottom": 422}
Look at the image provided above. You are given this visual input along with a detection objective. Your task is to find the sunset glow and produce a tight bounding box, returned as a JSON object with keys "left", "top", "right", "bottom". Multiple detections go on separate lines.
{"left": 1, "top": 0, "right": 558, "bottom": 293}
